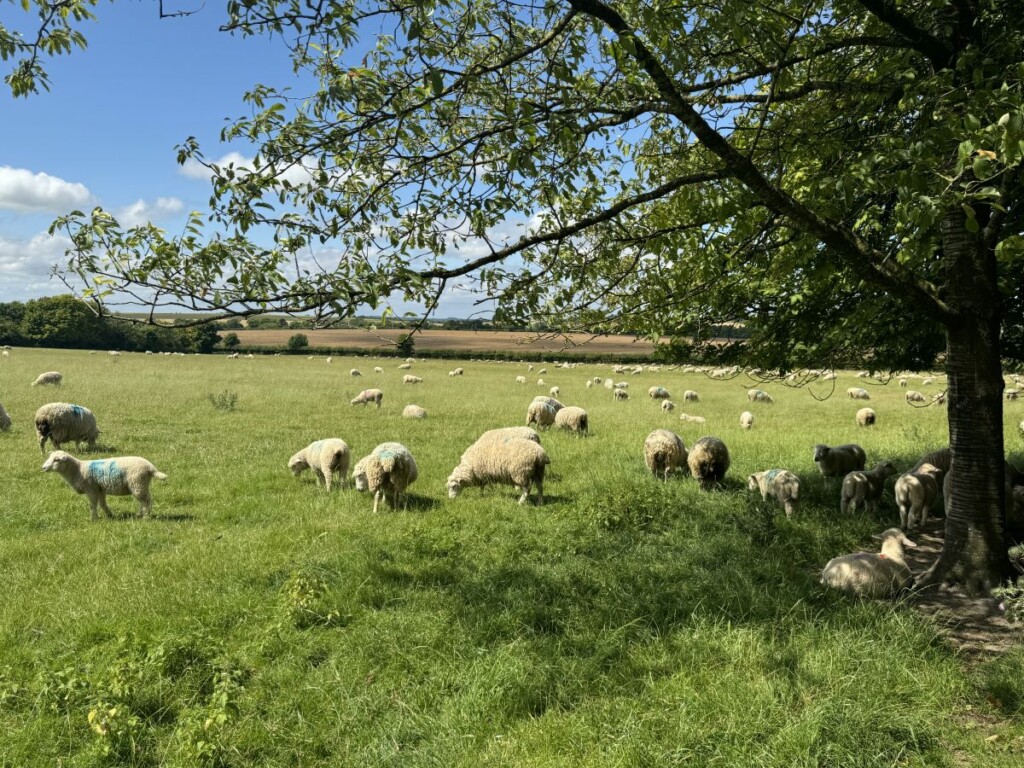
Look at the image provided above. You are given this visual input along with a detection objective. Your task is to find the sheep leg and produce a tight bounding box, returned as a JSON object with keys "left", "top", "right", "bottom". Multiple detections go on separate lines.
{"left": 312, "top": 468, "right": 324, "bottom": 488}
{"left": 919, "top": 505, "right": 930, "bottom": 529}
{"left": 137, "top": 491, "right": 152, "bottom": 518}
{"left": 373, "top": 490, "right": 381, "bottom": 514}
{"left": 87, "top": 495, "right": 100, "bottom": 522}
{"left": 518, "top": 482, "right": 529, "bottom": 505}
{"left": 783, "top": 500, "right": 794, "bottom": 518}
{"left": 322, "top": 467, "right": 332, "bottom": 492}
{"left": 97, "top": 494, "right": 113, "bottom": 519}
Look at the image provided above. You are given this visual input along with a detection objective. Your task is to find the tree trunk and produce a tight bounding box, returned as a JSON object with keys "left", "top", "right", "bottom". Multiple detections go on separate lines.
{"left": 917, "top": 207, "right": 1012, "bottom": 594}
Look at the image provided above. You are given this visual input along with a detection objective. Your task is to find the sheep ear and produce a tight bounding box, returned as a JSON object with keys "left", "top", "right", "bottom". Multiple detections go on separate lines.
{"left": 901, "top": 535, "right": 918, "bottom": 548}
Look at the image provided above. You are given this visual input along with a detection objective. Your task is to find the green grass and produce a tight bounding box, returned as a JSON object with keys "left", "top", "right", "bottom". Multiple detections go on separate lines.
{"left": 1, "top": 349, "right": 1022, "bottom": 766}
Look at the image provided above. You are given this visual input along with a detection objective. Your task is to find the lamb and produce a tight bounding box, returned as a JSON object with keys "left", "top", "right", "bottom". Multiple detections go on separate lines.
{"left": 42, "top": 450, "right": 167, "bottom": 520}
{"left": 905, "top": 390, "right": 926, "bottom": 403}
{"left": 846, "top": 387, "right": 870, "bottom": 400}
{"left": 613, "top": 389, "right": 629, "bottom": 401}
{"left": 895, "top": 464, "right": 943, "bottom": 531}
{"left": 643, "top": 429, "right": 687, "bottom": 481}
{"left": 683, "top": 390, "right": 699, "bottom": 402}
{"left": 747, "top": 469, "right": 800, "bottom": 517}
{"left": 603, "top": 379, "right": 614, "bottom": 390}
{"left": 351, "top": 442, "right": 419, "bottom": 513}
{"left": 740, "top": 411, "right": 754, "bottom": 429}
{"left": 288, "top": 438, "right": 351, "bottom": 491}
{"left": 648, "top": 386, "right": 671, "bottom": 400}
{"left": 820, "top": 528, "right": 916, "bottom": 598}
{"left": 661, "top": 400, "right": 676, "bottom": 413}
{"left": 747, "top": 389, "right": 773, "bottom": 403}
{"left": 403, "top": 374, "right": 423, "bottom": 384}
{"left": 32, "top": 371, "right": 63, "bottom": 387}
{"left": 688, "top": 436, "right": 730, "bottom": 489}
{"left": 554, "top": 406, "right": 588, "bottom": 434}
{"left": 526, "top": 400, "right": 558, "bottom": 428}
{"left": 813, "top": 444, "right": 866, "bottom": 477}
{"left": 402, "top": 404, "right": 427, "bottom": 419}
{"left": 447, "top": 434, "right": 550, "bottom": 505}
{"left": 899, "top": 377, "right": 908, "bottom": 387}
{"left": 840, "top": 461, "right": 897, "bottom": 514}
{"left": 0, "top": 401, "right": 10, "bottom": 432}
{"left": 35, "top": 403, "right": 100, "bottom": 455}
{"left": 856, "top": 407, "right": 877, "bottom": 427}
{"left": 350, "top": 388, "right": 384, "bottom": 408}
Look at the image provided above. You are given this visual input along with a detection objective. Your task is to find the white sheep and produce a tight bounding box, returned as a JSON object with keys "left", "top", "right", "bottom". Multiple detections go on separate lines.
{"left": 35, "top": 403, "right": 100, "bottom": 455}
{"left": 550, "top": 386, "right": 560, "bottom": 398}
{"left": 42, "top": 450, "right": 167, "bottom": 520}
{"left": 678, "top": 413, "right": 707, "bottom": 424}
{"left": 813, "top": 444, "right": 866, "bottom": 478}
{"left": 402, "top": 404, "right": 427, "bottom": 419}
{"left": 840, "top": 461, "right": 896, "bottom": 514}
{"left": 350, "top": 388, "right": 384, "bottom": 408}
{"left": 398, "top": 363, "right": 412, "bottom": 370}
{"left": 905, "top": 390, "right": 926, "bottom": 403}
{"left": 613, "top": 389, "right": 629, "bottom": 401}
{"left": 449, "top": 367, "right": 465, "bottom": 377}
{"left": 403, "top": 374, "right": 423, "bottom": 384}
{"left": 648, "top": 386, "right": 671, "bottom": 400}
{"left": 1020, "top": 419, "right": 1024, "bottom": 438}
{"left": 352, "top": 442, "right": 419, "bottom": 513}
{"left": 895, "top": 464, "right": 942, "bottom": 531}
{"left": 515, "top": 375, "right": 527, "bottom": 384}
{"left": 921, "top": 376, "right": 934, "bottom": 386}
{"left": 820, "top": 528, "right": 917, "bottom": 598}
{"left": 477, "top": 426, "right": 541, "bottom": 444}
{"left": 688, "top": 436, "right": 730, "bottom": 490}
{"left": 585, "top": 380, "right": 594, "bottom": 389}
{"left": 538, "top": 368, "right": 548, "bottom": 374}
{"left": 747, "top": 469, "right": 800, "bottom": 517}
{"left": 531, "top": 396, "right": 564, "bottom": 411}
{"left": 603, "top": 379, "right": 614, "bottom": 390}
{"left": 899, "top": 377, "right": 908, "bottom": 387}
{"left": 846, "top": 387, "right": 871, "bottom": 400}
{"left": 374, "top": 366, "right": 384, "bottom": 373}
{"left": 537, "top": 378, "right": 546, "bottom": 386}
{"left": 32, "top": 371, "right": 63, "bottom": 387}
{"left": 288, "top": 438, "right": 351, "bottom": 491}
{"left": 932, "top": 391, "right": 946, "bottom": 405}
{"left": 740, "top": 411, "right": 754, "bottom": 430}
{"left": 526, "top": 400, "right": 558, "bottom": 428}
{"left": 662, "top": 400, "right": 676, "bottom": 413}
{"left": 350, "top": 368, "right": 362, "bottom": 377}
{"left": 326, "top": 357, "right": 333, "bottom": 364}
{"left": 447, "top": 434, "right": 550, "bottom": 505}
{"left": 912, "top": 448, "right": 951, "bottom": 478}
{"left": 856, "top": 407, "right": 877, "bottom": 427}
{"left": 554, "top": 405, "right": 588, "bottom": 434}
{"left": 0, "top": 401, "right": 11, "bottom": 432}
{"left": 747, "top": 389, "right": 773, "bottom": 403}
{"left": 615, "top": 381, "right": 629, "bottom": 389}
{"left": 643, "top": 429, "right": 687, "bottom": 481}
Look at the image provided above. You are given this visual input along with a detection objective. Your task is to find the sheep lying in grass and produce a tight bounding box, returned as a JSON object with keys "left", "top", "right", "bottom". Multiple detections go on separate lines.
{"left": 32, "top": 371, "right": 63, "bottom": 387}
{"left": 688, "top": 436, "right": 730, "bottom": 490}
{"left": 350, "top": 389, "right": 384, "bottom": 408}
{"left": 747, "top": 389, "right": 773, "bottom": 403}
{"left": 747, "top": 469, "right": 800, "bottom": 517}
{"left": 820, "top": 528, "right": 916, "bottom": 598}
{"left": 644, "top": 429, "right": 687, "bottom": 481}
{"left": 678, "top": 413, "right": 706, "bottom": 424}
{"left": 289, "top": 438, "right": 351, "bottom": 491}
{"left": 813, "top": 444, "right": 866, "bottom": 478}
{"left": 352, "top": 442, "right": 418, "bottom": 513}
{"left": 846, "top": 387, "right": 871, "bottom": 400}
{"left": 554, "top": 406, "right": 588, "bottom": 434}
{"left": 856, "top": 407, "right": 876, "bottom": 427}
{"left": 895, "top": 464, "right": 943, "bottom": 531}
{"left": 402, "top": 404, "right": 427, "bottom": 419}
{"left": 42, "top": 450, "right": 167, "bottom": 520}
{"left": 35, "top": 403, "right": 100, "bottom": 455}
{"left": 447, "top": 432, "right": 550, "bottom": 505}
{"left": 840, "top": 461, "right": 897, "bottom": 514}
{"left": 0, "top": 401, "right": 10, "bottom": 432}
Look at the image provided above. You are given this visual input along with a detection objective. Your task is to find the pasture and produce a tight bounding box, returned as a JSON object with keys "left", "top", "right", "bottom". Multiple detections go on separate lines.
{"left": 1, "top": 348, "right": 1022, "bottom": 766}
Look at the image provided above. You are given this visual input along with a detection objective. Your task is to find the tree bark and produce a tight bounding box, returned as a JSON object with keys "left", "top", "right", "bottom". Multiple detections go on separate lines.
{"left": 917, "top": 207, "right": 1012, "bottom": 594}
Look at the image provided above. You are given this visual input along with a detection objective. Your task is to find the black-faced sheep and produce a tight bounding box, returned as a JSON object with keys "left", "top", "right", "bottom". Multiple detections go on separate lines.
{"left": 820, "top": 528, "right": 916, "bottom": 598}
{"left": 42, "top": 450, "right": 167, "bottom": 520}
{"left": 688, "top": 436, "right": 730, "bottom": 490}
{"left": 813, "top": 444, "right": 866, "bottom": 478}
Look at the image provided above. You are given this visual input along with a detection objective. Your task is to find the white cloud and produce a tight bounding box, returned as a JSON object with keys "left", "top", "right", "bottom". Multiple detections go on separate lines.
{"left": 0, "top": 166, "right": 93, "bottom": 214}
{"left": 179, "top": 152, "right": 321, "bottom": 187}
{"left": 0, "top": 231, "right": 73, "bottom": 301}
{"left": 114, "top": 196, "right": 185, "bottom": 227}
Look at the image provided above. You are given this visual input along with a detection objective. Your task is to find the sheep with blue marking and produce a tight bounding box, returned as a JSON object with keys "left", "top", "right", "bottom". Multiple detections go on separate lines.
{"left": 747, "top": 469, "right": 800, "bottom": 517}
{"left": 42, "top": 450, "right": 167, "bottom": 520}
{"left": 352, "top": 442, "right": 419, "bottom": 513}
{"left": 35, "top": 403, "right": 100, "bottom": 455}
{"left": 747, "top": 389, "right": 773, "bottom": 403}
{"left": 527, "top": 399, "right": 558, "bottom": 428}
{"left": 289, "top": 438, "right": 351, "bottom": 491}
{"left": 648, "top": 386, "right": 671, "bottom": 400}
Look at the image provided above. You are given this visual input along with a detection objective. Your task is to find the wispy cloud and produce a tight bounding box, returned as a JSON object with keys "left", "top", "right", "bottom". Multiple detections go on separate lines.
{"left": 179, "top": 152, "right": 322, "bottom": 187}
{"left": 0, "top": 166, "right": 93, "bottom": 214}
{"left": 114, "top": 197, "right": 185, "bottom": 227}
{"left": 0, "top": 231, "right": 72, "bottom": 300}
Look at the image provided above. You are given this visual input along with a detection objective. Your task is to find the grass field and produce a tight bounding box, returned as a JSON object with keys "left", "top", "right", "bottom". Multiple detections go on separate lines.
{"left": 1, "top": 349, "right": 1023, "bottom": 766}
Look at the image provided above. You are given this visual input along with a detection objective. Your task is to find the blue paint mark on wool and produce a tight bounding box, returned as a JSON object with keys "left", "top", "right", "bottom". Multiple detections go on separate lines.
{"left": 378, "top": 449, "right": 396, "bottom": 460}
{"left": 87, "top": 460, "right": 125, "bottom": 484}
{"left": 70, "top": 405, "right": 85, "bottom": 418}
{"left": 764, "top": 469, "right": 783, "bottom": 483}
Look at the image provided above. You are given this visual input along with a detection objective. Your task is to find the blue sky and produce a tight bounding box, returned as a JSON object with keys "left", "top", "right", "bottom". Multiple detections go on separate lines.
{"left": 0, "top": 3, "right": 492, "bottom": 317}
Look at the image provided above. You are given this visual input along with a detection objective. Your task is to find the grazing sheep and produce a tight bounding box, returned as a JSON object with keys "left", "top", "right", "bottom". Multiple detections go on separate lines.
{"left": 644, "top": 429, "right": 687, "bottom": 481}
{"left": 899, "top": 377, "right": 908, "bottom": 387}
{"left": 35, "top": 403, "right": 100, "bottom": 455}
{"left": 350, "top": 369, "right": 362, "bottom": 377}
{"left": 350, "top": 388, "right": 384, "bottom": 408}
{"left": 662, "top": 400, "right": 676, "bottom": 413}
{"left": 921, "top": 376, "right": 934, "bottom": 386}
{"left": 895, "top": 464, "right": 943, "bottom": 531}
{"left": 402, "top": 404, "right": 427, "bottom": 419}
{"left": 0, "top": 401, "right": 11, "bottom": 432}
{"left": 614, "top": 381, "right": 629, "bottom": 389}
{"left": 526, "top": 400, "right": 558, "bottom": 428}
{"left": 747, "top": 469, "right": 800, "bottom": 517}
{"left": 613, "top": 389, "right": 629, "bottom": 401}
{"left": 398, "top": 363, "right": 412, "bottom": 370}
{"left": 846, "top": 387, "right": 871, "bottom": 400}
{"left": 840, "top": 461, "right": 897, "bottom": 514}
{"left": 747, "top": 389, "right": 774, "bottom": 403}
{"left": 447, "top": 434, "right": 550, "bottom": 505}
{"left": 688, "top": 436, "right": 730, "bottom": 490}
{"left": 682, "top": 390, "right": 699, "bottom": 402}
{"left": 820, "top": 528, "right": 916, "bottom": 598}
{"left": 538, "top": 368, "right": 548, "bottom": 374}
{"left": 1007, "top": 389, "right": 1019, "bottom": 401}
{"left": 531, "top": 396, "right": 564, "bottom": 411}
{"left": 932, "top": 391, "right": 946, "bottom": 405}
{"left": 374, "top": 366, "right": 384, "bottom": 373}
{"left": 648, "top": 386, "right": 671, "bottom": 400}
{"left": 1020, "top": 419, "right": 1024, "bottom": 438}
{"left": 593, "top": 377, "right": 603, "bottom": 384}
{"left": 585, "top": 380, "right": 594, "bottom": 389}
{"left": 554, "top": 406, "right": 588, "bottom": 434}
{"left": 678, "top": 413, "right": 707, "bottom": 424}
{"left": 403, "top": 374, "right": 423, "bottom": 384}
{"left": 515, "top": 375, "right": 527, "bottom": 384}
{"left": 477, "top": 426, "right": 541, "bottom": 444}
{"left": 288, "top": 438, "right": 351, "bottom": 491}
{"left": 449, "top": 367, "right": 464, "bottom": 377}
{"left": 32, "top": 371, "right": 63, "bottom": 387}
{"left": 740, "top": 411, "right": 754, "bottom": 429}
{"left": 352, "top": 442, "right": 419, "bottom": 513}
{"left": 856, "top": 407, "right": 877, "bottom": 427}
{"left": 905, "top": 390, "right": 926, "bottom": 403}
{"left": 326, "top": 357, "right": 333, "bottom": 364}
{"left": 537, "top": 379, "right": 546, "bottom": 386}
{"left": 42, "top": 450, "right": 167, "bottom": 520}
{"left": 550, "top": 386, "right": 560, "bottom": 398}
{"left": 813, "top": 444, "right": 866, "bottom": 478}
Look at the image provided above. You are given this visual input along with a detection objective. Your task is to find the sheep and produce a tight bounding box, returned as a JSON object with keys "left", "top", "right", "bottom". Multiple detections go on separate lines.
{"left": 35, "top": 403, "right": 100, "bottom": 455}
{"left": 402, "top": 404, "right": 427, "bottom": 419}
{"left": 846, "top": 387, "right": 870, "bottom": 400}
{"left": 688, "top": 436, "right": 730, "bottom": 490}
{"left": 614, "top": 381, "right": 629, "bottom": 389}
{"left": 1020, "top": 419, "right": 1024, "bottom": 438}
{"left": 820, "top": 528, "right": 916, "bottom": 598}
{"left": 747, "top": 469, "right": 800, "bottom": 517}
{"left": 747, "top": 389, "right": 773, "bottom": 403}
{"left": 526, "top": 400, "right": 558, "bottom": 428}
{"left": 603, "top": 379, "right": 614, "bottom": 390}
{"left": 538, "top": 368, "right": 548, "bottom": 374}
{"left": 288, "top": 438, "right": 351, "bottom": 491}
{"left": 899, "top": 377, "right": 908, "bottom": 387}
{"left": 32, "top": 371, "right": 63, "bottom": 387}
{"left": 911, "top": 448, "right": 951, "bottom": 478}
{"left": 905, "top": 390, "right": 926, "bottom": 403}
{"left": 593, "top": 377, "right": 603, "bottom": 384}
{"left": 352, "top": 442, "right": 418, "bottom": 514}
{"left": 0, "top": 401, "right": 11, "bottom": 432}
{"left": 326, "top": 357, "right": 333, "bottom": 364}
{"left": 813, "top": 444, "right": 866, "bottom": 478}
{"left": 932, "top": 391, "right": 946, "bottom": 405}
{"left": 42, "top": 450, "right": 167, "bottom": 520}
{"left": 350, "top": 388, "right": 384, "bottom": 408}
{"left": 740, "top": 411, "right": 754, "bottom": 429}
{"left": 108, "top": 351, "right": 121, "bottom": 357}
{"left": 398, "top": 363, "right": 412, "bottom": 370}
{"left": 856, "top": 407, "right": 877, "bottom": 427}
{"left": 921, "top": 376, "right": 934, "bottom": 386}
{"left": 449, "top": 367, "right": 464, "bottom": 376}
{"left": 683, "top": 390, "right": 699, "bottom": 402}
{"left": 448, "top": 434, "right": 550, "bottom": 505}
{"left": 840, "top": 461, "right": 897, "bottom": 514}
{"left": 662, "top": 400, "right": 676, "bottom": 413}
{"left": 585, "top": 380, "right": 594, "bottom": 389}
{"left": 550, "top": 386, "right": 560, "bottom": 398}
{"left": 678, "top": 413, "right": 706, "bottom": 424}
{"left": 531, "top": 396, "right": 564, "bottom": 411}
{"left": 403, "top": 374, "right": 423, "bottom": 384}
{"left": 648, "top": 386, "right": 671, "bottom": 400}
{"left": 613, "top": 389, "right": 629, "bottom": 401}
{"left": 515, "top": 375, "right": 527, "bottom": 384}
{"left": 554, "top": 406, "right": 588, "bottom": 434}
{"left": 537, "top": 378, "right": 546, "bottom": 386}
{"left": 374, "top": 366, "right": 384, "bottom": 373}
{"left": 1007, "top": 389, "right": 1020, "bottom": 401}
{"left": 477, "top": 427, "right": 541, "bottom": 444}
{"left": 643, "top": 429, "right": 687, "bottom": 481}
{"left": 895, "top": 464, "right": 943, "bottom": 531}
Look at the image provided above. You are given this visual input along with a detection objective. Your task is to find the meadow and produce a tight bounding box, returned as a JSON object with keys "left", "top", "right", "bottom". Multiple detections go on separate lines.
{"left": 1, "top": 348, "right": 1023, "bottom": 766}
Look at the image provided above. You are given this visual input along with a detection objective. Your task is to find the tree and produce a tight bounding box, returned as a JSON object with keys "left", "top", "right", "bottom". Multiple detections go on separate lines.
{"left": 395, "top": 333, "right": 415, "bottom": 358}
{"left": 19, "top": 295, "right": 109, "bottom": 349}
{"left": 11, "top": 2, "right": 1024, "bottom": 591}
{"left": 286, "top": 332, "right": 308, "bottom": 351}
{"left": 222, "top": 332, "right": 241, "bottom": 350}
